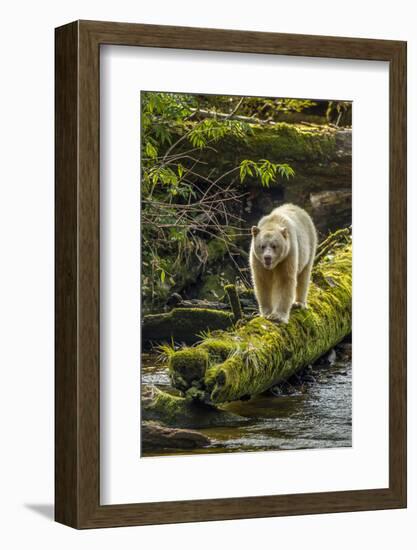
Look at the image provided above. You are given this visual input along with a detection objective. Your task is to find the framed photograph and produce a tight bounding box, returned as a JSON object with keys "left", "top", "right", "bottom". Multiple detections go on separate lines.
{"left": 55, "top": 20, "right": 406, "bottom": 528}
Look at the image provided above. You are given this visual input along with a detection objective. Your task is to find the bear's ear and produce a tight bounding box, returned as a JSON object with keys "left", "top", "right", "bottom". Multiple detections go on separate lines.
{"left": 251, "top": 226, "right": 260, "bottom": 237}
{"left": 280, "top": 226, "right": 288, "bottom": 238}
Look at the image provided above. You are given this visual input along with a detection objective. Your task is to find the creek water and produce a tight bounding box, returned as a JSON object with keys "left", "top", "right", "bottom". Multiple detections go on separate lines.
{"left": 141, "top": 346, "right": 352, "bottom": 457}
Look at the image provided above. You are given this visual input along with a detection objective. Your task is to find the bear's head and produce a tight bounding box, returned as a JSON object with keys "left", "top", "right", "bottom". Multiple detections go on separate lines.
{"left": 251, "top": 225, "right": 290, "bottom": 270}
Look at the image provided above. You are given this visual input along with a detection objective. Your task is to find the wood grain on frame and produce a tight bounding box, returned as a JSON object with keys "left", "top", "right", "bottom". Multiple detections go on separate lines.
{"left": 55, "top": 20, "right": 407, "bottom": 529}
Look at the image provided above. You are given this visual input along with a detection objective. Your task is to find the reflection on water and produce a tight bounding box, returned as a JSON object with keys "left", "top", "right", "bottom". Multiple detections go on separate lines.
{"left": 141, "top": 350, "right": 352, "bottom": 457}
{"left": 142, "top": 356, "right": 171, "bottom": 387}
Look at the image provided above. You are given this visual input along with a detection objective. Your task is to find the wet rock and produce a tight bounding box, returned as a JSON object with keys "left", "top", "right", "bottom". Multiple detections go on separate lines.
{"left": 335, "top": 340, "right": 352, "bottom": 361}
{"left": 142, "top": 421, "right": 211, "bottom": 450}
{"left": 337, "top": 341, "right": 352, "bottom": 352}
{"left": 269, "top": 385, "right": 283, "bottom": 397}
{"left": 316, "top": 348, "right": 337, "bottom": 366}
{"left": 166, "top": 292, "right": 183, "bottom": 307}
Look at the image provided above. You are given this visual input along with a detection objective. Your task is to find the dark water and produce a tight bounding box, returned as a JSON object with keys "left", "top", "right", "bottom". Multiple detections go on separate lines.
{"left": 141, "top": 348, "right": 352, "bottom": 456}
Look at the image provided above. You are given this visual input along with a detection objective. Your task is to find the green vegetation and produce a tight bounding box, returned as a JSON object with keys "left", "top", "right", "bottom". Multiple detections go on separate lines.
{"left": 141, "top": 92, "right": 297, "bottom": 309}
{"left": 140, "top": 92, "right": 353, "bottom": 455}
{"left": 141, "top": 93, "right": 352, "bottom": 310}
{"left": 169, "top": 349, "right": 209, "bottom": 391}
{"left": 248, "top": 124, "right": 337, "bottom": 163}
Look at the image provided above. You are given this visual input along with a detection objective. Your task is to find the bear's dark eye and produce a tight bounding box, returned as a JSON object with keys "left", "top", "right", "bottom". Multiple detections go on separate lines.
{"left": 261, "top": 245, "right": 266, "bottom": 250}
{"left": 271, "top": 245, "right": 276, "bottom": 250}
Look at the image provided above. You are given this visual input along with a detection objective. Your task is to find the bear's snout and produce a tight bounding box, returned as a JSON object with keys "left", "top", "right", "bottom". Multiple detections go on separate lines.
{"left": 263, "top": 255, "right": 272, "bottom": 267}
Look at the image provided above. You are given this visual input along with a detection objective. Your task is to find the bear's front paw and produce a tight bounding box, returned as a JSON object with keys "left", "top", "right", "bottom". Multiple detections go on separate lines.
{"left": 292, "top": 301, "right": 307, "bottom": 310}
{"left": 266, "top": 312, "right": 289, "bottom": 324}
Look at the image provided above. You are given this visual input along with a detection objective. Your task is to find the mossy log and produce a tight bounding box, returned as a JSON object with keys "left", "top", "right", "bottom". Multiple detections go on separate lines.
{"left": 142, "top": 307, "right": 233, "bottom": 345}
{"left": 193, "top": 124, "right": 346, "bottom": 178}
{"left": 142, "top": 386, "right": 248, "bottom": 429}
{"left": 247, "top": 124, "right": 339, "bottom": 163}
{"left": 169, "top": 231, "right": 351, "bottom": 403}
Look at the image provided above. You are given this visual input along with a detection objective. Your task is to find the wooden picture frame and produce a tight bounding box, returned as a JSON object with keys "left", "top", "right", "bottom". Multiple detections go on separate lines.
{"left": 55, "top": 20, "right": 407, "bottom": 529}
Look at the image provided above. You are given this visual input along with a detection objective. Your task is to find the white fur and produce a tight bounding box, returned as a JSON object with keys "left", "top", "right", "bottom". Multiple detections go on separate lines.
{"left": 249, "top": 204, "right": 317, "bottom": 323}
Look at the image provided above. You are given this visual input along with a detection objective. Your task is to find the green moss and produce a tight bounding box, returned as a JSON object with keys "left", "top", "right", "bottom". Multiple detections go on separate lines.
{"left": 142, "top": 387, "right": 248, "bottom": 429}
{"left": 188, "top": 123, "right": 339, "bottom": 187}
{"left": 248, "top": 123, "right": 337, "bottom": 164}
{"left": 144, "top": 388, "right": 190, "bottom": 425}
{"left": 169, "top": 349, "right": 209, "bottom": 391}
{"left": 169, "top": 339, "right": 234, "bottom": 392}
{"left": 169, "top": 233, "right": 352, "bottom": 403}
{"left": 200, "top": 338, "right": 235, "bottom": 362}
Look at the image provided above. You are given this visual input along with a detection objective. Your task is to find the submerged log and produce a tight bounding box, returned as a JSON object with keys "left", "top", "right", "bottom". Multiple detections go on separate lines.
{"left": 142, "top": 386, "right": 248, "bottom": 429}
{"left": 166, "top": 293, "right": 229, "bottom": 311}
{"left": 142, "top": 421, "right": 211, "bottom": 450}
{"left": 142, "top": 307, "right": 233, "bottom": 345}
{"left": 169, "top": 231, "right": 351, "bottom": 403}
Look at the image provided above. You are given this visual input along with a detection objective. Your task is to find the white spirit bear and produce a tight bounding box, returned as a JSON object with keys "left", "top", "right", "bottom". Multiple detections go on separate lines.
{"left": 250, "top": 203, "right": 317, "bottom": 323}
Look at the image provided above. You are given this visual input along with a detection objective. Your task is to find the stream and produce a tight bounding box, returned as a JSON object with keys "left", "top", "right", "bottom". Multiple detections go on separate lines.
{"left": 141, "top": 342, "right": 352, "bottom": 457}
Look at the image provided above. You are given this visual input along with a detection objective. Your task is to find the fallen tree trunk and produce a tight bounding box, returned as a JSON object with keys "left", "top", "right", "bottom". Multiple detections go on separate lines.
{"left": 142, "top": 386, "right": 248, "bottom": 429}
{"left": 168, "top": 231, "right": 351, "bottom": 403}
{"left": 142, "top": 307, "right": 233, "bottom": 345}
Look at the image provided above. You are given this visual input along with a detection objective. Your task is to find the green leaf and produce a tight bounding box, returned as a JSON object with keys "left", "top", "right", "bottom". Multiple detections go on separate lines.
{"left": 145, "top": 141, "right": 158, "bottom": 159}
